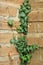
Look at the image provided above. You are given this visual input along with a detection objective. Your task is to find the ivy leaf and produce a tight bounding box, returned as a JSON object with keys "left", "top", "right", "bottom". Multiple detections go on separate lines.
{"left": 23, "top": 2, "right": 28, "bottom": 6}
{"left": 23, "top": 27, "right": 28, "bottom": 35}
{"left": 26, "top": 54, "right": 32, "bottom": 63}
{"left": 26, "top": 5, "right": 31, "bottom": 10}
{"left": 26, "top": 46, "right": 30, "bottom": 52}
{"left": 19, "top": 12, "right": 26, "bottom": 18}
{"left": 26, "top": 54, "right": 32, "bottom": 60}
{"left": 8, "top": 19, "right": 13, "bottom": 27}
{"left": 20, "top": 18, "right": 25, "bottom": 23}
{"left": 25, "top": 16, "right": 28, "bottom": 22}
{"left": 18, "top": 36, "right": 26, "bottom": 42}
{"left": 10, "top": 39, "right": 14, "bottom": 44}
{"left": 32, "top": 44, "right": 39, "bottom": 50}
{"left": 21, "top": 55, "right": 27, "bottom": 62}
{"left": 25, "top": 9, "right": 30, "bottom": 14}
{"left": 19, "top": 5, "right": 26, "bottom": 12}
{"left": 17, "top": 26, "right": 24, "bottom": 33}
{"left": 29, "top": 46, "right": 34, "bottom": 52}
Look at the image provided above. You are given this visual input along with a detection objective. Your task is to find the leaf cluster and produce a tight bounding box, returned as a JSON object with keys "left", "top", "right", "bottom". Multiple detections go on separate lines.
{"left": 10, "top": 36, "right": 39, "bottom": 65}
{"left": 17, "top": 0, "right": 31, "bottom": 35}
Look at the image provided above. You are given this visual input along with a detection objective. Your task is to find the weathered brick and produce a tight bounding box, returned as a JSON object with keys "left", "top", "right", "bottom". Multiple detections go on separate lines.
{"left": 28, "top": 49, "right": 43, "bottom": 65}
{"left": 28, "top": 23, "right": 37, "bottom": 32}
{"left": 29, "top": 0, "right": 43, "bottom": 11}
{"left": 0, "top": 46, "right": 18, "bottom": 56}
{"left": 29, "top": 9, "right": 43, "bottom": 21}
{"left": 0, "top": 56, "right": 18, "bottom": 65}
{"left": 0, "top": 33, "right": 13, "bottom": 39}
{"left": 34, "top": 0, "right": 43, "bottom": 2}
{"left": 0, "top": 61, "right": 10, "bottom": 65}
{"left": 28, "top": 11, "right": 39, "bottom": 21}
{"left": 26, "top": 37, "right": 43, "bottom": 47}
{"left": 37, "top": 22, "right": 43, "bottom": 32}
{"left": 28, "top": 22, "right": 43, "bottom": 33}
{"left": 7, "top": 6, "right": 17, "bottom": 17}
{"left": 39, "top": 48, "right": 43, "bottom": 62}
{"left": 0, "top": 5, "right": 17, "bottom": 17}
{"left": 38, "top": 38, "right": 43, "bottom": 47}
{"left": 0, "top": 33, "right": 18, "bottom": 43}
{"left": 38, "top": 9, "right": 43, "bottom": 21}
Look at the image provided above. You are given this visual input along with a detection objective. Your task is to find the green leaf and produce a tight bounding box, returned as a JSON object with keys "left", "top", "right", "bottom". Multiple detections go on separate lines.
{"left": 20, "top": 18, "right": 25, "bottom": 23}
{"left": 27, "top": 60, "right": 31, "bottom": 64}
{"left": 26, "top": 46, "right": 30, "bottom": 52}
{"left": 17, "top": 26, "right": 24, "bottom": 33}
{"left": 25, "top": 16, "right": 28, "bottom": 22}
{"left": 26, "top": 5, "right": 31, "bottom": 10}
{"left": 19, "top": 12, "right": 26, "bottom": 18}
{"left": 8, "top": 19, "right": 13, "bottom": 27}
{"left": 10, "top": 39, "right": 14, "bottom": 44}
{"left": 32, "top": 44, "right": 39, "bottom": 50}
{"left": 19, "top": 5, "right": 26, "bottom": 12}
{"left": 25, "top": 9, "right": 30, "bottom": 14}
{"left": 21, "top": 55, "right": 27, "bottom": 62}
{"left": 26, "top": 54, "right": 32, "bottom": 60}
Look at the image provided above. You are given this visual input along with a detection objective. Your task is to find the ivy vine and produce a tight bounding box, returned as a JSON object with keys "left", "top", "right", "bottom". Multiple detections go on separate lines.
{"left": 8, "top": 0, "right": 39, "bottom": 65}
{"left": 17, "top": 0, "right": 31, "bottom": 35}
{"left": 10, "top": 36, "right": 39, "bottom": 65}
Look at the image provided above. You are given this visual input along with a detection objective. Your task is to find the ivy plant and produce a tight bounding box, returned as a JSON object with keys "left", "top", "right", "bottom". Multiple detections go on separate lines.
{"left": 10, "top": 36, "right": 39, "bottom": 65}
{"left": 8, "top": 0, "right": 39, "bottom": 65}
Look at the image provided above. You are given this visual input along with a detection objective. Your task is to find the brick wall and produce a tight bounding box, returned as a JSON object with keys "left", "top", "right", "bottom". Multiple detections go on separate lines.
{"left": 0, "top": 0, "right": 43, "bottom": 65}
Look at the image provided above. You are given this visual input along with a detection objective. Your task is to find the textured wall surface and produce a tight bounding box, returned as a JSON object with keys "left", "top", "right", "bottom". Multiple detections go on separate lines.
{"left": 0, "top": 0, "right": 43, "bottom": 65}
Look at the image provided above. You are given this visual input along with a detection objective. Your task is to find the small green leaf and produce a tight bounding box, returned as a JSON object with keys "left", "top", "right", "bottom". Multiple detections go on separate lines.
{"left": 26, "top": 5, "right": 31, "bottom": 10}
{"left": 17, "top": 26, "right": 24, "bottom": 33}
{"left": 26, "top": 54, "right": 32, "bottom": 60}
{"left": 29, "top": 46, "right": 34, "bottom": 52}
{"left": 10, "top": 39, "right": 14, "bottom": 44}
{"left": 32, "top": 44, "right": 39, "bottom": 50}
{"left": 21, "top": 55, "right": 27, "bottom": 62}
{"left": 26, "top": 46, "right": 30, "bottom": 52}
{"left": 8, "top": 19, "right": 13, "bottom": 27}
